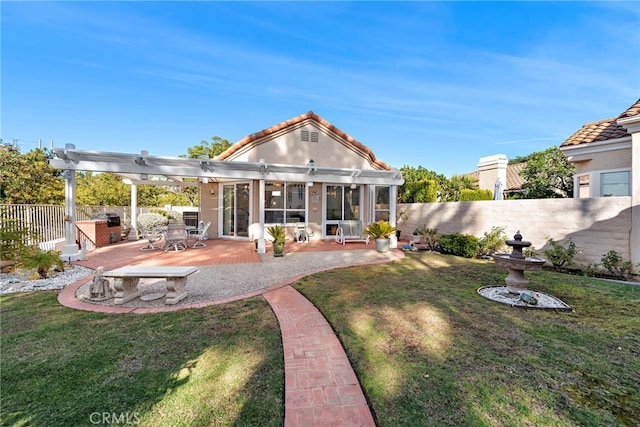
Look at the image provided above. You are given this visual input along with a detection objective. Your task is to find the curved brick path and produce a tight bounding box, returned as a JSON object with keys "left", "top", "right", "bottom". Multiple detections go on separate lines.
{"left": 57, "top": 239, "right": 400, "bottom": 425}
{"left": 265, "top": 286, "right": 376, "bottom": 426}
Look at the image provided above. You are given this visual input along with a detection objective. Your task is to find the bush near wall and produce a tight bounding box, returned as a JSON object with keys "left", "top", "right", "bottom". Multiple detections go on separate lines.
{"left": 439, "top": 233, "right": 480, "bottom": 258}
{"left": 459, "top": 188, "right": 493, "bottom": 201}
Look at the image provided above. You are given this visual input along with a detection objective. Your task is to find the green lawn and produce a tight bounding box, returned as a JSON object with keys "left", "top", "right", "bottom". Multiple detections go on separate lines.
{"left": 0, "top": 294, "right": 283, "bottom": 427}
{"left": 294, "top": 252, "right": 640, "bottom": 426}
{"left": 2, "top": 252, "right": 639, "bottom": 426}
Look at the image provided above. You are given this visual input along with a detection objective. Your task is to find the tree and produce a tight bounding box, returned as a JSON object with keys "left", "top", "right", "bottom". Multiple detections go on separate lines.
{"left": 520, "top": 146, "right": 574, "bottom": 198}
{"left": 0, "top": 145, "right": 64, "bottom": 204}
{"left": 76, "top": 172, "right": 131, "bottom": 206}
{"left": 183, "top": 136, "right": 232, "bottom": 159}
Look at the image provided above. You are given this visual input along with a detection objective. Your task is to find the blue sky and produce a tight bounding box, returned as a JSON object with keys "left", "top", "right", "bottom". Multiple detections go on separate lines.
{"left": 2, "top": 1, "right": 638, "bottom": 176}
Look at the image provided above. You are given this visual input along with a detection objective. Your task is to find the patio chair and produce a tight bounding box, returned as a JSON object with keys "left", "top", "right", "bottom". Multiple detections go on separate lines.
{"left": 139, "top": 227, "right": 164, "bottom": 251}
{"left": 164, "top": 223, "right": 188, "bottom": 252}
{"left": 188, "top": 221, "right": 211, "bottom": 248}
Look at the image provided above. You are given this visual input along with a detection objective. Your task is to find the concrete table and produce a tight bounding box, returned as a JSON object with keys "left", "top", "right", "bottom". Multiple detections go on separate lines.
{"left": 103, "top": 266, "right": 199, "bottom": 305}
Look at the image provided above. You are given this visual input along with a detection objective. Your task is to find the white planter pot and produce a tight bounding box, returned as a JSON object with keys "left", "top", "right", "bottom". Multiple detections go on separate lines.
{"left": 375, "top": 238, "right": 390, "bottom": 253}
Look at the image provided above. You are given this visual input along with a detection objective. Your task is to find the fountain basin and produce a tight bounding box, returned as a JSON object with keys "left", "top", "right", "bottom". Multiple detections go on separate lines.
{"left": 493, "top": 253, "right": 545, "bottom": 271}
{"left": 493, "top": 253, "right": 546, "bottom": 294}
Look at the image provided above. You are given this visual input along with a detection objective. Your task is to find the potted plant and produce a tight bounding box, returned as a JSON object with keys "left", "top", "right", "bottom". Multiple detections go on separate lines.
{"left": 364, "top": 220, "right": 397, "bottom": 253}
{"left": 267, "top": 225, "right": 287, "bottom": 257}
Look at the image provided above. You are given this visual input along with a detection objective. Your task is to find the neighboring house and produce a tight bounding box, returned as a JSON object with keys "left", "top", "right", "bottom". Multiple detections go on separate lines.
{"left": 560, "top": 99, "right": 640, "bottom": 198}
{"left": 467, "top": 154, "right": 526, "bottom": 198}
{"left": 560, "top": 98, "right": 640, "bottom": 271}
{"left": 49, "top": 111, "right": 404, "bottom": 257}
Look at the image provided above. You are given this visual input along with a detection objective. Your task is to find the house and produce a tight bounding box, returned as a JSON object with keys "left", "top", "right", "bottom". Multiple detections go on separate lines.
{"left": 49, "top": 111, "right": 404, "bottom": 257}
{"left": 560, "top": 99, "right": 639, "bottom": 198}
{"left": 560, "top": 98, "right": 640, "bottom": 270}
{"left": 467, "top": 154, "right": 526, "bottom": 198}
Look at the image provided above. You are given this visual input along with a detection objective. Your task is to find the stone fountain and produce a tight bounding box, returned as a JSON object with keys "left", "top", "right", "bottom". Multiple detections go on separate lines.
{"left": 492, "top": 231, "right": 545, "bottom": 294}
{"left": 478, "top": 231, "right": 571, "bottom": 310}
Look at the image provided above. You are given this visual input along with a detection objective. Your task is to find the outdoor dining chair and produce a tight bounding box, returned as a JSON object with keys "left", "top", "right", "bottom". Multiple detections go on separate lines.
{"left": 164, "top": 223, "right": 188, "bottom": 252}
{"left": 188, "top": 221, "right": 211, "bottom": 248}
{"left": 139, "top": 227, "right": 164, "bottom": 251}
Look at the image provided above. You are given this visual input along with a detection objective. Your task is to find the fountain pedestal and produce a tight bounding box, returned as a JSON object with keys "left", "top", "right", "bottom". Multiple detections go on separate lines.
{"left": 493, "top": 231, "right": 545, "bottom": 294}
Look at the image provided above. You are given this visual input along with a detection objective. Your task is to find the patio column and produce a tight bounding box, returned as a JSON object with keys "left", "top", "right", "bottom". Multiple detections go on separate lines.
{"left": 257, "top": 178, "right": 266, "bottom": 253}
{"left": 60, "top": 166, "right": 80, "bottom": 261}
{"left": 389, "top": 185, "right": 398, "bottom": 248}
{"left": 128, "top": 183, "right": 139, "bottom": 240}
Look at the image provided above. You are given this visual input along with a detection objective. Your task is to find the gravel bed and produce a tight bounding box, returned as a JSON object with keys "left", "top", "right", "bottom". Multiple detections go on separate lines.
{"left": 1, "top": 265, "right": 95, "bottom": 294}
{"left": 477, "top": 286, "right": 572, "bottom": 310}
{"left": 72, "top": 250, "right": 402, "bottom": 308}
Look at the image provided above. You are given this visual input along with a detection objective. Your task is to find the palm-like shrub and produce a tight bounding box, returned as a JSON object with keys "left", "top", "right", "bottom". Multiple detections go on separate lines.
{"left": 364, "top": 220, "right": 397, "bottom": 239}
{"left": 267, "top": 225, "right": 286, "bottom": 244}
{"left": 18, "top": 248, "right": 64, "bottom": 279}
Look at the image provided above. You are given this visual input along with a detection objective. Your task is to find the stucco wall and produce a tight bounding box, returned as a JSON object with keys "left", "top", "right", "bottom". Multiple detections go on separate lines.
{"left": 226, "top": 123, "right": 377, "bottom": 170}
{"left": 397, "top": 197, "right": 632, "bottom": 267}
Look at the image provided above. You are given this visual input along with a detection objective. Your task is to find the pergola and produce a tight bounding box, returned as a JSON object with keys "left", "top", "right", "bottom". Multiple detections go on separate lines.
{"left": 49, "top": 144, "right": 404, "bottom": 257}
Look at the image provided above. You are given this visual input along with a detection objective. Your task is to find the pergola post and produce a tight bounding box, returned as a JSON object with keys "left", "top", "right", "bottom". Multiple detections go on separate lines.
{"left": 389, "top": 185, "right": 398, "bottom": 248}
{"left": 128, "top": 183, "right": 138, "bottom": 240}
{"left": 257, "top": 178, "right": 266, "bottom": 253}
{"left": 60, "top": 144, "right": 80, "bottom": 261}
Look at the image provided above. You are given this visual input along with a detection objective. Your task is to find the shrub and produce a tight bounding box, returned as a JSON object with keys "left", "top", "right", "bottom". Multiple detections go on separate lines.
{"left": 438, "top": 233, "right": 479, "bottom": 258}
{"left": 267, "top": 224, "right": 286, "bottom": 244}
{"left": 137, "top": 213, "right": 168, "bottom": 231}
{"left": 151, "top": 209, "right": 182, "bottom": 223}
{"left": 478, "top": 226, "right": 508, "bottom": 256}
{"left": 459, "top": 188, "right": 493, "bottom": 201}
{"left": 18, "top": 247, "right": 64, "bottom": 279}
{"left": 413, "top": 225, "right": 439, "bottom": 250}
{"left": 0, "top": 215, "right": 34, "bottom": 265}
{"left": 364, "top": 220, "right": 397, "bottom": 239}
{"left": 600, "top": 250, "right": 634, "bottom": 279}
{"left": 543, "top": 238, "right": 579, "bottom": 268}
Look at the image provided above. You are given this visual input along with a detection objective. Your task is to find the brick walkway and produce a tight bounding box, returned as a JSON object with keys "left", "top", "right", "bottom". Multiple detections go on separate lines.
{"left": 60, "top": 238, "right": 400, "bottom": 425}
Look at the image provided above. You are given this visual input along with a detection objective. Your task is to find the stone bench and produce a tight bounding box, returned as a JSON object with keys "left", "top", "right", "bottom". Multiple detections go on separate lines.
{"left": 103, "top": 266, "right": 199, "bottom": 305}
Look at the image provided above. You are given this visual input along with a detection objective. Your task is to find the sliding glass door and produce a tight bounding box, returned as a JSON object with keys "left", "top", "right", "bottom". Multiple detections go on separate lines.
{"left": 222, "top": 182, "right": 250, "bottom": 238}
{"left": 324, "top": 185, "right": 360, "bottom": 237}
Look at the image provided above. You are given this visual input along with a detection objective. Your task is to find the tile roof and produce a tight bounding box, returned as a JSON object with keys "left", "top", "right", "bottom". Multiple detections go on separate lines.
{"left": 561, "top": 98, "right": 640, "bottom": 147}
{"left": 505, "top": 162, "right": 526, "bottom": 191}
{"left": 216, "top": 111, "right": 391, "bottom": 170}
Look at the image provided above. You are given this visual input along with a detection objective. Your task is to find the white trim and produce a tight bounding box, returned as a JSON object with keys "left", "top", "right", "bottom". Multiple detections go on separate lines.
{"left": 560, "top": 136, "right": 631, "bottom": 160}
{"left": 617, "top": 115, "right": 640, "bottom": 133}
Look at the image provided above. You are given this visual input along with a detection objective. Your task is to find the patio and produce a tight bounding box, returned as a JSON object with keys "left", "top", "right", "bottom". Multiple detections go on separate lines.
{"left": 60, "top": 237, "right": 404, "bottom": 314}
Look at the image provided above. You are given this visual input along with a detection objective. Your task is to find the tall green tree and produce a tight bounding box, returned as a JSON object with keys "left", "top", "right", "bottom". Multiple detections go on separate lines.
{"left": 0, "top": 145, "right": 64, "bottom": 204}
{"left": 76, "top": 172, "right": 130, "bottom": 206}
{"left": 172, "top": 136, "right": 234, "bottom": 207}
{"left": 520, "top": 146, "right": 575, "bottom": 198}
{"left": 183, "top": 136, "right": 232, "bottom": 159}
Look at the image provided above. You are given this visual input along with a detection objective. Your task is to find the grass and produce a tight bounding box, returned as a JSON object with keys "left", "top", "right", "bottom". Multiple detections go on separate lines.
{"left": 294, "top": 252, "right": 640, "bottom": 426}
{"left": 0, "top": 293, "right": 283, "bottom": 427}
{"left": 2, "top": 252, "right": 639, "bottom": 426}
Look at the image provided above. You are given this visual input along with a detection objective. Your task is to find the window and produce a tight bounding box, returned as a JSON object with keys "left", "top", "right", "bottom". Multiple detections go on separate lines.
{"left": 265, "top": 182, "right": 306, "bottom": 224}
{"left": 374, "top": 186, "right": 391, "bottom": 221}
{"left": 601, "top": 171, "right": 630, "bottom": 197}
